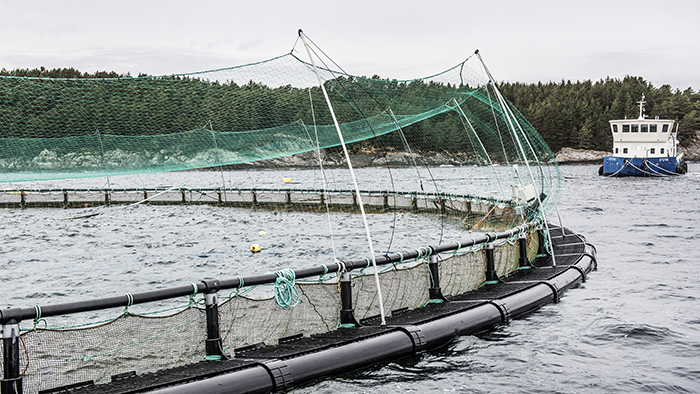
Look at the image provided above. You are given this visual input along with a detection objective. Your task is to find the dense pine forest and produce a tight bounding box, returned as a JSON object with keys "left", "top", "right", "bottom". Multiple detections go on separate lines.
{"left": 499, "top": 77, "right": 700, "bottom": 152}
{"left": 1, "top": 67, "right": 698, "bottom": 154}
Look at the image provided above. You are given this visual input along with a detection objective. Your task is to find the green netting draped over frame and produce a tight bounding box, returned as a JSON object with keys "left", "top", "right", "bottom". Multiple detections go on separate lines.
{"left": 0, "top": 46, "right": 567, "bottom": 392}
{"left": 0, "top": 53, "right": 557, "bottom": 194}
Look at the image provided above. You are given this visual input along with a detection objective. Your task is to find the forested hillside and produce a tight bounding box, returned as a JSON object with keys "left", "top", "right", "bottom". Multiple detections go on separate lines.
{"left": 1, "top": 67, "right": 698, "bottom": 154}
{"left": 499, "top": 76, "right": 700, "bottom": 152}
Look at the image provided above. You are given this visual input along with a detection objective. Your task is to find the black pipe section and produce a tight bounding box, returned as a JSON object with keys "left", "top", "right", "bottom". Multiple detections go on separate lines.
{"left": 484, "top": 242, "right": 498, "bottom": 282}
{"left": 204, "top": 284, "right": 225, "bottom": 359}
{"left": 1, "top": 321, "right": 22, "bottom": 394}
{"left": 339, "top": 272, "right": 357, "bottom": 326}
{"left": 150, "top": 330, "right": 416, "bottom": 394}
{"left": 518, "top": 231, "right": 530, "bottom": 268}
{"left": 0, "top": 220, "right": 541, "bottom": 325}
{"left": 428, "top": 255, "right": 444, "bottom": 301}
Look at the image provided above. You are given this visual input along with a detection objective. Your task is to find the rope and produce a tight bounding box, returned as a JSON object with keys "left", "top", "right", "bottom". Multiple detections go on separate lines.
{"left": 188, "top": 284, "right": 199, "bottom": 308}
{"left": 124, "top": 293, "right": 133, "bottom": 315}
{"left": 645, "top": 159, "right": 680, "bottom": 176}
{"left": 32, "top": 304, "right": 46, "bottom": 331}
{"left": 468, "top": 200, "right": 503, "bottom": 231}
{"left": 274, "top": 269, "right": 302, "bottom": 308}
{"left": 605, "top": 161, "right": 629, "bottom": 177}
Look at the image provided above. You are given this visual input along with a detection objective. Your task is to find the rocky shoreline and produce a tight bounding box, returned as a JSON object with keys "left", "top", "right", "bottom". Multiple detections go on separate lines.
{"left": 231, "top": 141, "right": 699, "bottom": 170}
{"left": 555, "top": 130, "right": 700, "bottom": 164}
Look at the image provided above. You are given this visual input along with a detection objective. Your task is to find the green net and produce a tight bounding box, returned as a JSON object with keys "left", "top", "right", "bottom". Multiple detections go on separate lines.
{"left": 0, "top": 53, "right": 557, "bottom": 199}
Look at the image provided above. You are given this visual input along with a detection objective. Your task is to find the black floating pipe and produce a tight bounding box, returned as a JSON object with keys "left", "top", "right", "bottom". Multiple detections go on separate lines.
{"left": 0, "top": 220, "right": 541, "bottom": 325}
{"left": 150, "top": 330, "right": 416, "bottom": 394}
{"left": 518, "top": 231, "right": 530, "bottom": 268}
{"left": 1, "top": 321, "right": 23, "bottom": 394}
{"left": 149, "top": 250, "right": 597, "bottom": 394}
{"left": 72, "top": 233, "right": 598, "bottom": 394}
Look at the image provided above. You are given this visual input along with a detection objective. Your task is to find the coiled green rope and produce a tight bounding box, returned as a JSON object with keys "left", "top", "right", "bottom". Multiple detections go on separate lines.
{"left": 274, "top": 269, "right": 302, "bottom": 308}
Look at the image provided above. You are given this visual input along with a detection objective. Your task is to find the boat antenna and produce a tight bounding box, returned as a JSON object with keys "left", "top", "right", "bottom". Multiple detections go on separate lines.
{"left": 298, "top": 29, "right": 386, "bottom": 325}
{"left": 637, "top": 94, "right": 646, "bottom": 119}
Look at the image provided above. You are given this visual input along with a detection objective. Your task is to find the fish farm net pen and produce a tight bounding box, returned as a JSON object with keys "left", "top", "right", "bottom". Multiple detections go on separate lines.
{"left": 0, "top": 32, "right": 578, "bottom": 393}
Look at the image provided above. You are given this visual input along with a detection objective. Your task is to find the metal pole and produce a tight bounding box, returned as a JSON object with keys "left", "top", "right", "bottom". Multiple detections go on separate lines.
{"left": 484, "top": 242, "right": 498, "bottom": 283}
{"left": 518, "top": 231, "right": 530, "bottom": 268}
{"left": 428, "top": 255, "right": 444, "bottom": 301}
{"left": 2, "top": 321, "right": 22, "bottom": 394}
{"left": 204, "top": 289, "right": 225, "bottom": 359}
{"left": 339, "top": 272, "right": 357, "bottom": 327}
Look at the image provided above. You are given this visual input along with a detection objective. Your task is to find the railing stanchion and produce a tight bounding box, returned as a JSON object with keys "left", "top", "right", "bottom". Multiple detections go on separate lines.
{"left": 485, "top": 242, "right": 498, "bottom": 283}
{"left": 2, "top": 320, "right": 23, "bottom": 394}
{"left": 519, "top": 231, "right": 531, "bottom": 268}
{"left": 428, "top": 255, "right": 445, "bottom": 301}
{"left": 339, "top": 271, "right": 358, "bottom": 327}
{"left": 538, "top": 227, "right": 548, "bottom": 256}
{"left": 204, "top": 281, "right": 226, "bottom": 360}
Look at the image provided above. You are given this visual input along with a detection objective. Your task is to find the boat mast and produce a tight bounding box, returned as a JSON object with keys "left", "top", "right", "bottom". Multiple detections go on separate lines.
{"left": 298, "top": 30, "right": 386, "bottom": 325}
{"left": 637, "top": 94, "right": 646, "bottom": 119}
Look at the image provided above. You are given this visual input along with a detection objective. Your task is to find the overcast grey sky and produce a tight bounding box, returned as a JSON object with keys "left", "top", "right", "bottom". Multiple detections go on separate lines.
{"left": 1, "top": 0, "right": 697, "bottom": 90}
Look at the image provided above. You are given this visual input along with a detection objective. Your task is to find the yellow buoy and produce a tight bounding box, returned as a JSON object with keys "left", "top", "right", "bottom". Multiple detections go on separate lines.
{"left": 251, "top": 244, "right": 261, "bottom": 253}
{"left": 283, "top": 178, "right": 292, "bottom": 183}
{"left": 258, "top": 231, "right": 266, "bottom": 235}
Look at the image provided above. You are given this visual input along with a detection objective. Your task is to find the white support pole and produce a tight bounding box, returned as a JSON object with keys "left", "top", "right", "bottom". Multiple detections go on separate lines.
{"left": 299, "top": 30, "right": 386, "bottom": 324}
{"left": 451, "top": 99, "right": 507, "bottom": 200}
{"left": 475, "top": 51, "right": 557, "bottom": 265}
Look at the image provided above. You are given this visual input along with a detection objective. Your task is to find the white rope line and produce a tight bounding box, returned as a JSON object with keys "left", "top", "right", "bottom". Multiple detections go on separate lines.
{"left": 645, "top": 159, "right": 680, "bottom": 176}
{"left": 450, "top": 98, "right": 507, "bottom": 200}
{"left": 604, "top": 161, "right": 629, "bottom": 177}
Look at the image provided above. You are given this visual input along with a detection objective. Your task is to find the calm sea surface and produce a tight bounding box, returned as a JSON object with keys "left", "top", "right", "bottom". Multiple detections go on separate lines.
{"left": 1, "top": 164, "right": 699, "bottom": 393}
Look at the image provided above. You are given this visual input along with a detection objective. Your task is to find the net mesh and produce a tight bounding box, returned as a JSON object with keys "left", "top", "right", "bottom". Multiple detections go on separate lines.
{"left": 0, "top": 53, "right": 558, "bottom": 204}
{"left": 0, "top": 42, "right": 559, "bottom": 393}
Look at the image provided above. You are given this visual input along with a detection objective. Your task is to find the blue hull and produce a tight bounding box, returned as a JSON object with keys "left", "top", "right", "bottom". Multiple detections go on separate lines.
{"left": 601, "top": 156, "right": 685, "bottom": 176}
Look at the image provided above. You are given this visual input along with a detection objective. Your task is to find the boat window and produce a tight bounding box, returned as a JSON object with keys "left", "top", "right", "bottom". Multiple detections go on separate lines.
{"left": 662, "top": 124, "right": 669, "bottom": 133}
{"left": 650, "top": 148, "right": 655, "bottom": 154}
{"left": 650, "top": 124, "right": 657, "bottom": 132}
{"left": 612, "top": 125, "right": 618, "bottom": 133}
{"left": 641, "top": 124, "right": 648, "bottom": 132}
{"left": 631, "top": 124, "right": 639, "bottom": 132}
{"left": 622, "top": 125, "right": 630, "bottom": 132}
{"left": 615, "top": 148, "right": 619, "bottom": 153}
{"left": 661, "top": 148, "right": 665, "bottom": 154}
{"left": 623, "top": 148, "right": 628, "bottom": 153}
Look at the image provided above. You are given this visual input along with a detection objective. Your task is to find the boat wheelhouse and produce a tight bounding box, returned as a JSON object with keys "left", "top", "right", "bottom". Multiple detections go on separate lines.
{"left": 600, "top": 94, "right": 687, "bottom": 176}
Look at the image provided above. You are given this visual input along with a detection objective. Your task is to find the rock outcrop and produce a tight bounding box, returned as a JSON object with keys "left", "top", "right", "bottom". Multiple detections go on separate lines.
{"left": 679, "top": 130, "right": 700, "bottom": 161}
{"left": 554, "top": 148, "right": 608, "bottom": 164}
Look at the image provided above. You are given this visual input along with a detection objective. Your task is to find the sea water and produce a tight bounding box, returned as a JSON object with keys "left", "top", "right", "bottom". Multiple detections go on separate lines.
{"left": 1, "top": 164, "right": 699, "bottom": 393}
